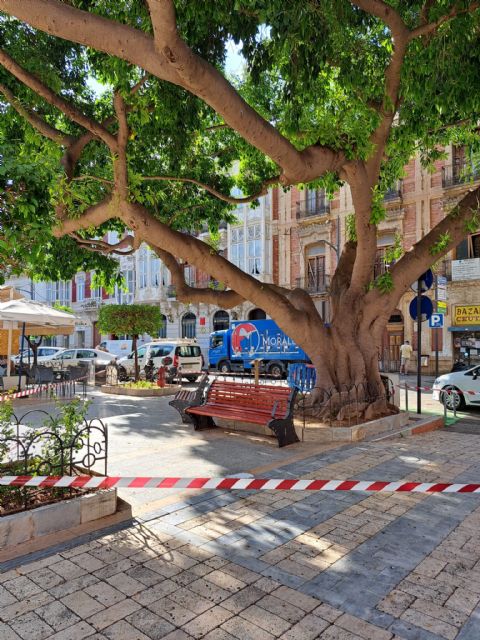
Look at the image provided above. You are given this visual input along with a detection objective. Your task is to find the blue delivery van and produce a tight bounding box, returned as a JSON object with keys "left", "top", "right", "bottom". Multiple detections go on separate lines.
{"left": 208, "top": 319, "right": 309, "bottom": 379}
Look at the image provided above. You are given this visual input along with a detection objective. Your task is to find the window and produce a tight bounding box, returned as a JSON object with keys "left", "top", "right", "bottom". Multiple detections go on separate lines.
{"left": 213, "top": 310, "right": 229, "bottom": 331}
{"left": 46, "top": 281, "right": 71, "bottom": 306}
{"left": 117, "top": 270, "right": 135, "bottom": 304}
{"left": 77, "top": 275, "right": 85, "bottom": 301}
{"left": 150, "top": 345, "right": 173, "bottom": 358}
{"left": 306, "top": 189, "right": 329, "bottom": 215}
{"left": 181, "top": 313, "right": 196, "bottom": 338}
{"left": 176, "top": 345, "right": 201, "bottom": 357}
{"left": 158, "top": 314, "right": 167, "bottom": 338}
{"left": 59, "top": 350, "right": 75, "bottom": 360}
{"left": 151, "top": 255, "right": 160, "bottom": 287}
{"left": 77, "top": 350, "right": 96, "bottom": 359}
{"left": 248, "top": 308, "right": 266, "bottom": 320}
{"left": 139, "top": 248, "right": 147, "bottom": 289}
{"left": 247, "top": 223, "right": 262, "bottom": 275}
{"left": 91, "top": 275, "right": 101, "bottom": 300}
{"left": 211, "top": 335, "right": 224, "bottom": 349}
{"left": 307, "top": 244, "right": 326, "bottom": 292}
{"left": 458, "top": 233, "right": 480, "bottom": 259}
{"left": 230, "top": 227, "right": 244, "bottom": 271}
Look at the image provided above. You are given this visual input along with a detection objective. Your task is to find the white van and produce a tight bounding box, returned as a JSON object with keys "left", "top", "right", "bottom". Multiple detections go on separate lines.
{"left": 97, "top": 339, "right": 145, "bottom": 358}
{"left": 117, "top": 339, "right": 203, "bottom": 382}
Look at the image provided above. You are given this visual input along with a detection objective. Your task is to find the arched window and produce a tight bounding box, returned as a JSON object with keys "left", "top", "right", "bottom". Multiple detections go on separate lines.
{"left": 248, "top": 308, "right": 266, "bottom": 320}
{"left": 213, "top": 310, "right": 229, "bottom": 331}
{"left": 182, "top": 312, "right": 196, "bottom": 338}
{"left": 158, "top": 313, "right": 167, "bottom": 338}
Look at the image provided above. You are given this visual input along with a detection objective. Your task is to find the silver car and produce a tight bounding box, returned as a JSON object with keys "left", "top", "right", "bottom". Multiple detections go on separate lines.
{"left": 44, "top": 348, "right": 116, "bottom": 372}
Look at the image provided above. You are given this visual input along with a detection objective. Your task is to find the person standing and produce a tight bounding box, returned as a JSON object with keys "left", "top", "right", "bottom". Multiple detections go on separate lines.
{"left": 399, "top": 340, "right": 413, "bottom": 375}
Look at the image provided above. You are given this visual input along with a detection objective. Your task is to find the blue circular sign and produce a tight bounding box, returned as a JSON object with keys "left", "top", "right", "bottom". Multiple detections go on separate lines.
{"left": 411, "top": 269, "right": 434, "bottom": 293}
{"left": 409, "top": 295, "right": 433, "bottom": 322}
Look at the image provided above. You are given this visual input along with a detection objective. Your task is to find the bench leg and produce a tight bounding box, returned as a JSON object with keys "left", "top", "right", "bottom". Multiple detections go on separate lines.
{"left": 268, "top": 418, "right": 300, "bottom": 447}
{"left": 169, "top": 399, "right": 194, "bottom": 424}
{"left": 190, "top": 414, "right": 216, "bottom": 431}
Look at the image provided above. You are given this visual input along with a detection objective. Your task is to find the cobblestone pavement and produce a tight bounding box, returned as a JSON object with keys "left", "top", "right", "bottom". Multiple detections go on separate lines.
{"left": 3, "top": 427, "right": 480, "bottom": 639}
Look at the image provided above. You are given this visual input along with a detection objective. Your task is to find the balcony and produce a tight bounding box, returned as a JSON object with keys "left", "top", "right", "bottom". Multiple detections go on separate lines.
{"left": 295, "top": 274, "right": 330, "bottom": 294}
{"left": 383, "top": 185, "right": 402, "bottom": 201}
{"left": 296, "top": 199, "right": 330, "bottom": 220}
{"left": 442, "top": 162, "right": 480, "bottom": 188}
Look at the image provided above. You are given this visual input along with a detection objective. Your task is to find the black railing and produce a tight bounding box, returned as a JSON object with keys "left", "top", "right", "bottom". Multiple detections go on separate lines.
{"left": 296, "top": 199, "right": 330, "bottom": 219}
{"left": 1, "top": 409, "right": 108, "bottom": 514}
{"left": 295, "top": 274, "right": 330, "bottom": 294}
{"left": 383, "top": 186, "right": 402, "bottom": 201}
{"left": 442, "top": 162, "right": 480, "bottom": 188}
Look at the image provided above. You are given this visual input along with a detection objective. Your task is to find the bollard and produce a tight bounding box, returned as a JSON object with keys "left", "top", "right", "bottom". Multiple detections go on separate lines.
{"left": 157, "top": 366, "right": 166, "bottom": 388}
{"left": 88, "top": 361, "right": 95, "bottom": 386}
{"left": 253, "top": 359, "right": 260, "bottom": 386}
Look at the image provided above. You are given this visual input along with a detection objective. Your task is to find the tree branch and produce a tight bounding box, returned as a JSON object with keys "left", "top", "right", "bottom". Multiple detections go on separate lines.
{"left": 0, "top": 82, "right": 75, "bottom": 146}
{"left": 388, "top": 185, "right": 480, "bottom": 297}
{"left": 71, "top": 175, "right": 114, "bottom": 186}
{"left": 69, "top": 232, "right": 138, "bottom": 255}
{"left": 53, "top": 196, "right": 115, "bottom": 236}
{"left": 113, "top": 91, "right": 130, "bottom": 195}
{"left": 1, "top": 0, "right": 347, "bottom": 184}
{"left": 154, "top": 247, "right": 245, "bottom": 308}
{"left": 141, "top": 175, "right": 279, "bottom": 204}
{"left": 410, "top": 2, "right": 480, "bottom": 39}
{"left": 0, "top": 48, "right": 118, "bottom": 150}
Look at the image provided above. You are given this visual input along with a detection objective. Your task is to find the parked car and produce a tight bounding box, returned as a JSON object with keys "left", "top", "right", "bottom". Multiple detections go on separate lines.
{"left": 432, "top": 365, "right": 480, "bottom": 409}
{"left": 117, "top": 339, "right": 203, "bottom": 382}
{"left": 42, "top": 348, "right": 116, "bottom": 372}
{"left": 11, "top": 346, "right": 65, "bottom": 366}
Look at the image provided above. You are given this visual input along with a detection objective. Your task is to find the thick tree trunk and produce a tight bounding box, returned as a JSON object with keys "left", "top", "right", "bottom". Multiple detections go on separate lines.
{"left": 286, "top": 301, "right": 397, "bottom": 424}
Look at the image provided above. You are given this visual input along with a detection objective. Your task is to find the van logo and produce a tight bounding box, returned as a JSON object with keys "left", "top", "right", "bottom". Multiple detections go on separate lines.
{"left": 231, "top": 323, "right": 260, "bottom": 355}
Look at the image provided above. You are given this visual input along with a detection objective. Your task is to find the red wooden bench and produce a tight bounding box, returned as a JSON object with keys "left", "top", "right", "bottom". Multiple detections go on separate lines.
{"left": 185, "top": 380, "right": 299, "bottom": 447}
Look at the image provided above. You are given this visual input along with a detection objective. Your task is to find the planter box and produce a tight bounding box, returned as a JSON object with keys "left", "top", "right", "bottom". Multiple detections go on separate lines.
{"left": 295, "top": 411, "right": 411, "bottom": 443}
{"left": 101, "top": 384, "right": 181, "bottom": 397}
{"left": 0, "top": 489, "right": 117, "bottom": 550}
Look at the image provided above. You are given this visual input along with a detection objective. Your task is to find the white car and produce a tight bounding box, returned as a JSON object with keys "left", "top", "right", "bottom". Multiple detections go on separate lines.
{"left": 43, "top": 348, "right": 116, "bottom": 372}
{"left": 432, "top": 365, "right": 480, "bottom": 409}
{"left": 11, "top": 346, "right": 65, "bottom": 366}
{"left": 118, "top": 340, "right": 203, "bottom": 382}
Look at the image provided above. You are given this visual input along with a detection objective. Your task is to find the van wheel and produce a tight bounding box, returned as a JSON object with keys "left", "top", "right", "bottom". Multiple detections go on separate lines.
{"left": 440, "top": 386, "right": 465, "bottom": 410}
{"left": 268, "top": 362, "right": 284, "bottom": 379}
{"left": 118, "top": 366, "right": 129, "bottom": 381}
{"left": 218, "top": 361, "right": 231, "bottom": 373}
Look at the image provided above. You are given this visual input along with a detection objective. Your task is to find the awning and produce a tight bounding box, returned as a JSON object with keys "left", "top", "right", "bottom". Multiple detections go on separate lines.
{"left": 448, "top": 326, "right": 480, "bottom": 332}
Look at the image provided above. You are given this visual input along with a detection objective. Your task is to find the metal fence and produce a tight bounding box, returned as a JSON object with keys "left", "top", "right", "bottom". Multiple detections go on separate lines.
{"left": 0, "top": 409, "right": 107, "bottom": 514}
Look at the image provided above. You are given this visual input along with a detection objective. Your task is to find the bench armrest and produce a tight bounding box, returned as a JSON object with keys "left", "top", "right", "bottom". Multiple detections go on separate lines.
{"left": 271, "top": 400, "right": 278, "bottom": 419}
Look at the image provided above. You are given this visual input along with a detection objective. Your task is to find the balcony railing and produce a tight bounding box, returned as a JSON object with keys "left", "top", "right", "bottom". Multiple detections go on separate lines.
{"left": 296, "top": 199, "right": 330, "bottom": 219}
{"left": 442, "top": 162, "right": 480, "bottom": 188}
{"left": 295, "top": 274, "right": 330, "bottom": 294}
{"left": 383, "top": 185, "right": 402, "bottom": 201}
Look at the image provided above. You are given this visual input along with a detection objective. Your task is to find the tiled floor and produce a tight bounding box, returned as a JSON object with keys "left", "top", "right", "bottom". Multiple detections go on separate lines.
{"left": 3, "top": 426, "right": 480, "bottom": 639}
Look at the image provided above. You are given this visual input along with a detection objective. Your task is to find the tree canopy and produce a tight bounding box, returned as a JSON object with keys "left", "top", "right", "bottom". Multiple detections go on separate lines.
{"left": 97, "top": 304, "right": 162, "bottom": 338}
{"left": 0, "top": 0, "right": 479, "bottom": 407}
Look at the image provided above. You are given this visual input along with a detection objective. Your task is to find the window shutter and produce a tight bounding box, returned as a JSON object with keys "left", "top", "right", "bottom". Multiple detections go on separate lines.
{"left": 85, "top": 272, "right": 91, "bottom": 298}
{"left": 71, "top": 279, "right": 77, "bottom": 303}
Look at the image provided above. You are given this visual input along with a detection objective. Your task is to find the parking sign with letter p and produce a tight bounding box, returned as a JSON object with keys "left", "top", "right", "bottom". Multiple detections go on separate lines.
{"left": 428, "top": 313, "right": 443, "bottom": 328}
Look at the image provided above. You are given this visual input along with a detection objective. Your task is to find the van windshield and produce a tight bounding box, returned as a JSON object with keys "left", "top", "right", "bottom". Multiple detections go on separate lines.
{"left": 176, "top": 345, "right": 201, "bottom": 357}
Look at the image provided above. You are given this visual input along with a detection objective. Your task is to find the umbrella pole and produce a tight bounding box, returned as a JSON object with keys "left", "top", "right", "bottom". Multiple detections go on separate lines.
{"left": 17, "top": 322, "right": 26, "bottom": 392}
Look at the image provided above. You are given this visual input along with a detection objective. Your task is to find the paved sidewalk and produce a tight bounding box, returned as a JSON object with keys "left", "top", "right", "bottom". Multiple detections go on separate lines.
{"left": 3, "top": 426, "right": 480, "bottom": 639}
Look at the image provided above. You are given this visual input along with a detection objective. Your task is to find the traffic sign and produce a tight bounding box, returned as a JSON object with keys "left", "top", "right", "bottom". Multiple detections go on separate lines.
{"left": 429, "top": 314, "right": 444, "bottom": 328}
{"left": 411, "top": 269, "right": 434, "bottom": 293}
{"left": 409, "top": 295, "right": 433, "bottom": 321}
{"left": 436, "top": 301, "right": 447, "bottom": 314}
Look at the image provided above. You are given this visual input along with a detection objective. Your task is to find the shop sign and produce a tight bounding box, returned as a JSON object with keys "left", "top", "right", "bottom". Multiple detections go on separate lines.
{"left": 453, "top": 304, "right": 480, "bottom": 326}
{"left": 451, "top": 258, "right": 480, "bottom": 281}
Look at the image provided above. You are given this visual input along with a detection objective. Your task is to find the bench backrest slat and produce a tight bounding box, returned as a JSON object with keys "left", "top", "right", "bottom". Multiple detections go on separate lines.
{"left": 205, "top": 380, "right": 291, "bottom": 416}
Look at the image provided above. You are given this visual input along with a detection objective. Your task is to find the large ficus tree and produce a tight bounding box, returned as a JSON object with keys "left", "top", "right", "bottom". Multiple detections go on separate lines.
{"left": 0, "top": 1, "right": 479, "bottom": 417}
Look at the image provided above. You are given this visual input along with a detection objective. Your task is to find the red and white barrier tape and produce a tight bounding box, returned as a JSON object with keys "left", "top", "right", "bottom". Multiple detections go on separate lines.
{"left": 0, "top": 378, "right": 86, "bottom": 402}
{"left": 2, "top": 475, "right": 480, "bottom": 493}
